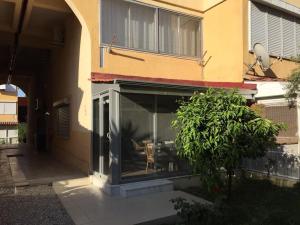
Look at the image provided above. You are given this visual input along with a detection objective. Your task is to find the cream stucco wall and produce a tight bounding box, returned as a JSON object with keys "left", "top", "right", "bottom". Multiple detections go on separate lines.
{"left": 0, "top": 90, "right": 18, "bottom": 123}
{"left": 49, "top": 11, "right": 91, "bottom": 173}
{"left": 285, "top": 0, "right": 300, "bottom": 7}
{"left": 202, "top": 0, "right": 244, "bottom": 82}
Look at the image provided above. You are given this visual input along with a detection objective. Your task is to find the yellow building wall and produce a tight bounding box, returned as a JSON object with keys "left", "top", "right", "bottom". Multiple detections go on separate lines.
{"left": 202, "top": 0, "right": 244, "bottom": 82}
{"left": 59, "top": 0, "right": 300, "bottom": 173}
{"left": 285, "top": 0, "right": 300, "bottom": 7}
{"left": 66, "top": 0, "right": 249, "bottom": 83}
{"left": 49, "top": 13, "right": 91, "bottom": 173}
{"left": 0, "top": 90, "right": 18, "bottom": 123}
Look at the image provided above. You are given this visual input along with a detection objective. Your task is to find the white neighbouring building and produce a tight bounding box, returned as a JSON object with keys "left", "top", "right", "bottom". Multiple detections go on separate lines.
{"left": 0, "top": 84, "right": 18, "bottom": 144}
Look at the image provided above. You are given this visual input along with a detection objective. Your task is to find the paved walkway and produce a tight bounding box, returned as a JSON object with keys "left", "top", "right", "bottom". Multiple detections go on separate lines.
{"left": 54, "top": 179, "right": 209, "bottom": 225}
{"left": 0, "top": 144, "right": 85, "bottom": 186}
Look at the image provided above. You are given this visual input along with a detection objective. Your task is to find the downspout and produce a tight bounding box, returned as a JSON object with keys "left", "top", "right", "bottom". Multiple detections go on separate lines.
{"left": 7, "top": 0, "right": 28, "bottom": 84}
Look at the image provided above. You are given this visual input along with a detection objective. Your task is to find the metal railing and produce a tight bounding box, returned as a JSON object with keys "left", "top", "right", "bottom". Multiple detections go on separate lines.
{"left": 243, "top": 150, "right": 300, "bottom": 180}
{"left": 0, "top": 137, "right": 19, "bottom": 145}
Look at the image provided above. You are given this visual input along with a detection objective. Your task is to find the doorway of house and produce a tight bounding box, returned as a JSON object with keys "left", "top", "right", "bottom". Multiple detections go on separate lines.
{"left": 93, "top": 94, "right": 110, "bottom": 176}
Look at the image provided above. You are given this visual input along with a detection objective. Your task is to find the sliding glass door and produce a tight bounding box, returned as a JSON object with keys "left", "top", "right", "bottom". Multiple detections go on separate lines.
{"left": 120, "top": 93, "right": 189, "bottom": 181}
{"left": 92, "top": 95, "right": 110, "bottom": 176}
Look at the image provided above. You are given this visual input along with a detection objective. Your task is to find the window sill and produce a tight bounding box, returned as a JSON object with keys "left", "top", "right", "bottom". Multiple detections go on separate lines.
{"left": 101, "top": 44, "right": 201, "bottom": 62}
{"left": 248, "top": 50, "right": 296, "bottom": 62}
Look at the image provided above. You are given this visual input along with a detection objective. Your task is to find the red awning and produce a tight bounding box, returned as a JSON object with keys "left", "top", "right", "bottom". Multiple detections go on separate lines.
{"left": 91, "top": 73, "right": 257, "bottom": 90}
{"left": 0, "top": 122, "right": 18, "bottom": 126}
{"left": 18, "top": 97, "right": 27, "bottom": 107}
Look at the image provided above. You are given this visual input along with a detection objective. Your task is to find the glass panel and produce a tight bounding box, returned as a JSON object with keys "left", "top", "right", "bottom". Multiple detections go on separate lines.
{"left": 159, "top": 10, "right": 179, "bottom": 55}
{"left": 179, "top": 16, "right": 200, "bottom": 57}
{"left": 7, "top": 127, "right": 17, "bottom": 138}
{"left": 121, "top": 94, "right": 154, "bottom": 178}
{"left": 93, "top": 99, "right": 100, "bottom": 172}
{"left": 130, "top": 3, "right": 156, "bottom": 51}
{"left": 102, "top": 0, "right": 130, "bottom": 47}
{"left": 102, "top": 96, "right": 110, "bottom": 175}
{"left": 120, "top": 93, "right": 190, "bottom": 180}
{"left": 156, "top": 95, "right": 189, "bottom": 173}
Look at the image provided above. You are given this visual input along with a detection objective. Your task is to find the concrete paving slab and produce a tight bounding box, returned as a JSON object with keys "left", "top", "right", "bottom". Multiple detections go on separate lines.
{"left": 54, "top": 178, "right": 209, "bottom": 225}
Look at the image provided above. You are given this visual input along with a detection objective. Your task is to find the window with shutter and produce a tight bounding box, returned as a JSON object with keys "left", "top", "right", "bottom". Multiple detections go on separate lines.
{"left": 101, "top": 0, "right": 201, "bottom": 58}
{"left": 250, "top": 2, "right": 267, "bottom": 49}
{"left": 250, "top": 1, "right": 300, "bottom": 58}
{"left": 0, "top": 103, "right": 5, "bottom": 114}
{"left": 57, "top": 105, "right": 70, "bottom": 138}
{"left": 296, "top": 20, "right": 300, "bottom": 55}
{"left": 282, "top": 14, "right": 296, "bottom": 57}
{"left": 4, "top": 103, "right": 16, "bottom": 114}
{"left": 268, "top": 9, "right": 282, "bottom": 56}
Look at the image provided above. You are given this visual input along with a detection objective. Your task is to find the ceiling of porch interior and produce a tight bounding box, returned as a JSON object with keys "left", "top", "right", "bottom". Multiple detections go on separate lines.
{"left": 0, "top": 0, "right": 72, "bottom": 79}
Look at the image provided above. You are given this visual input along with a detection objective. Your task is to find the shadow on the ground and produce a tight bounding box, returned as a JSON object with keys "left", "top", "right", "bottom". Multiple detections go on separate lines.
{"left": 183, "top": 178, "right": 300, "bottom": 225}
{"left": 0, "top": 184, "right": 75, "bottom": 225}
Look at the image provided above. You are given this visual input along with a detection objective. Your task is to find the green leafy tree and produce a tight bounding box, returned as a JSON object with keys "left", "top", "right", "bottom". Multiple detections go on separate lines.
{"left": 172, "top": 89, "right": 283, "bottom": 198}
{"left": 18, "top": 123, "right": 27, "bottom": 143}
{"left": 286, "top": 67, "right": 300, "bottom": 106}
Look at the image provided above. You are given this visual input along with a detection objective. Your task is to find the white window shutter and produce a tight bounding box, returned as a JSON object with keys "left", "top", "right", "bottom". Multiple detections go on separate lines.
{"left": 4, "top": 103, "right": 16, "bottom": 114}
{"left": 282, "top": 14, "right": 296, "bottom": 58}
{"left": 296, "top": 19, "right": 300, "bottom": 56}
{"left": 268, "top": 9, "right": 282, "bottom": 56}
{"left": 0, "top": 103, "right": 4, "bottom": 114}
{"left": 251, "top": 2, "right": 267, "bottom": 50}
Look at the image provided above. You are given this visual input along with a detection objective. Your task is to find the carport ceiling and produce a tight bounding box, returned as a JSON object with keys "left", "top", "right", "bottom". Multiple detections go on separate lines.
{"left": 0, "top": 0, "right": 71, "bottom": 78}
{"left": 0, "top": 0, "right": 71, "bottom": 48}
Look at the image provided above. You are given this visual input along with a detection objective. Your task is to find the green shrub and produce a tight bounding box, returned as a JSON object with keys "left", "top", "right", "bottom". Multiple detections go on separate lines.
{"left": 18, "top": 123, "right": 27, "bottom": 143}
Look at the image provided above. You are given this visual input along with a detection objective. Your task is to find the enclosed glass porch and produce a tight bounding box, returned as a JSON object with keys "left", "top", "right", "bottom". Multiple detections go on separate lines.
{"left": 91, "top": 77, "right": 257, "bottom": 186}
{"left": 92, "top": 85, "right": 194, "bottom": 185}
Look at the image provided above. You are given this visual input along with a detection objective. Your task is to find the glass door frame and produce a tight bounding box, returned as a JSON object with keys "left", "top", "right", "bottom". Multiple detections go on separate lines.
{"left": 92, "top": 89, "right": 121, "bottom": 185}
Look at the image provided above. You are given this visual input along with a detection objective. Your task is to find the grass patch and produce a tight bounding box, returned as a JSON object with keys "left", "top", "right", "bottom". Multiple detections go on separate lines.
{"left": 181, "top": 178, "right": 300, "bottom": 225}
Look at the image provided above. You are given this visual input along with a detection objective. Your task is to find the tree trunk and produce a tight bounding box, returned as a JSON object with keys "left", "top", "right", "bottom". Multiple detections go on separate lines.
{"left": 227, "top": 169, "right": 232, "bottom": 200}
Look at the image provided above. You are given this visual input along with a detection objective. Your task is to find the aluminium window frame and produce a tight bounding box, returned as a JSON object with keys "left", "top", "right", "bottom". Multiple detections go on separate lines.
{"left": 0, "top": 102, "right": 17, "bottom": 115}
{"left": 100, "top": 0, "right": 202, "bottom": 60}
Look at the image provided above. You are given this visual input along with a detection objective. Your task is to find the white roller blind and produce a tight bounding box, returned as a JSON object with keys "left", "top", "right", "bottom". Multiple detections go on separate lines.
{"left": 251, "top": 2, "right": 267, "bottom": 49}
{"left": 296, "top": 20, "right": 300, "bottom": 55}
{"left": 268, "top": 9, "right": 282, "bottom": 56}
{"left": 283, "top": 14, "right": 296, "bottom": 57}
{"left": 0, "top": 103, "right": 4, "bottom": 114}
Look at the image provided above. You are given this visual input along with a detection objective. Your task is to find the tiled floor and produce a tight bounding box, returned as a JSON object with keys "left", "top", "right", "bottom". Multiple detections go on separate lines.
{"left": 54, "top": 179, "right": 209, "bottom": 225}
{"left": 0, "top": 144, "right": 86, "bottom": 185}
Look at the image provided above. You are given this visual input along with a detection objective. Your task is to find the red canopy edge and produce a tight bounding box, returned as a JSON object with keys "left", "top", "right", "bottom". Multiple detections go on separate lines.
{"left": 91, "top": 72, "right": 257, "bottom": 90}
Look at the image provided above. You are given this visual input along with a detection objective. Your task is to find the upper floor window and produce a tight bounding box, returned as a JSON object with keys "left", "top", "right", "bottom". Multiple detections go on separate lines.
{"left": 0, "top": 102, "right": 16, "bottom": 115}
{"left": 101, "top": 0, "right": 201, "bottom": 58}
{"left": 250, "top": 1, "right": 300, "bottom": 58}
